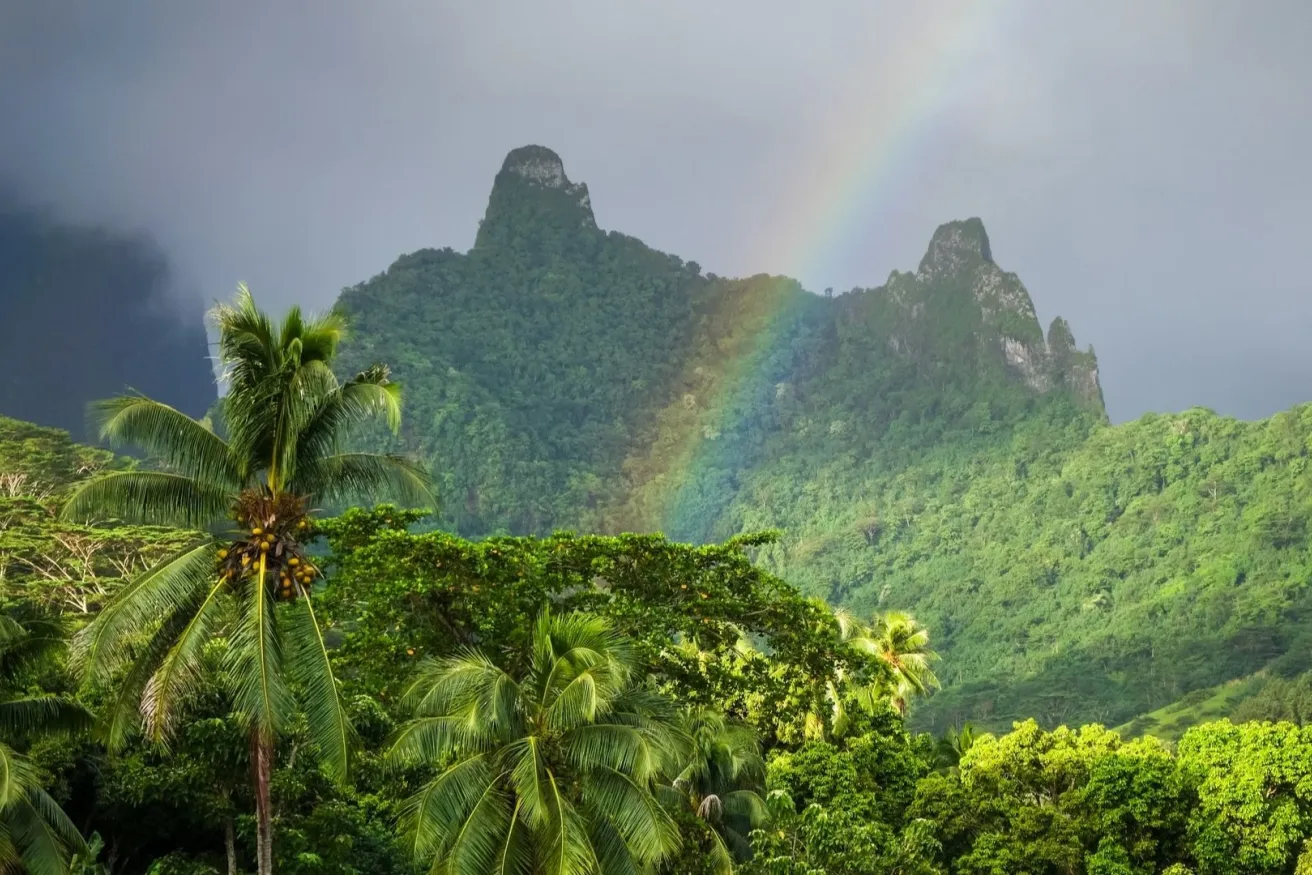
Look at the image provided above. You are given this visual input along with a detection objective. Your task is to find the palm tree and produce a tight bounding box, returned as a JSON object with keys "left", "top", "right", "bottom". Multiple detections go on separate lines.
{"left": 668, "top": 708, "right": 767, "bottom": 873}
{"left": 834, "top": 609, "right": 939, "bottom": 718}
{"left": 60, "top": 285, "right": 432, "bottom": 875}
{"left": 933, "top": 722, "right": 976, "bottom": 773}
{"left": 389, "top": 610, "right": 684, "bottom": 875}
{"left": 0, "top": 614, "right": 94, "bottom": 875}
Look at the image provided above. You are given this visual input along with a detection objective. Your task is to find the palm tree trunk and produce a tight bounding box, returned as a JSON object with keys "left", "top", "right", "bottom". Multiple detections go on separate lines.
{"left": 224, "top": 814, "right": 237, "bottom": 875}
{"left": 251, "top": 730, "right": 274, "bottom": 875}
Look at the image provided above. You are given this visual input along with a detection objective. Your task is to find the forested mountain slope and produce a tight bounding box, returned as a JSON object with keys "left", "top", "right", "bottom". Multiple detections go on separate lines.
{"left": 342, "top": 145, "right": 1312, "bottom": 733}
{"left": 336, "top": 146, "right": 1103, "bottom": 543}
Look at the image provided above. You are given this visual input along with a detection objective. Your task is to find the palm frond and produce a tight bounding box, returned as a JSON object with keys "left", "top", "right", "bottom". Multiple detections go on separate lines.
{"left": 284, "top": 590, "right": 352, "bottom": 783}
{"left": 702, "top": 828, "right": 734, "bottom": 875}
{"left": 388, "top": 716, "right": 489, "bottom": 766}
{"left": 832, "top": 607, "right": 866, "bottom": 641}
{"left": 721, "top": 790, "right": 768, "bottom": 826}
{"left": 97, "top": 591, "right": 217, "bottom": 752}
{"left": 60, "top": 471, "right": 230, "bottom": 528}
{"left": 402, "top": 652, "right": 520, "bottom": 727}
{"left": 27, "top": 790, "right": 86, "bottom": 859}
{"left": 89, "top": 396, "right": 238, "bottom": 488}
{"left": 288, "top": 306, "right": 348, "bottom": 366}
{"left": 0, "top": 616, "right": 67, "bottom": 686}
{"left": 71, "top": 541, "right": 218, "bottom": 687}
{"left": 141, "top": 576, "right": 230, "bottom": 742}
{"left": 212, "top": 284, "right": 278, "bottom": 388}
{"left": 0, "top": 742, "right": 40, "bottom": 810}
{"left": 7, "top": 790, "right": 83, "bottom": 875}
{"left": 489, "top": 798, "right": 532, "bottom": 875}
{"left": 587, "top": 818, "right": 643, "bottom": 875}
{"left": 398, "top": 755, "right": 496, "bottom": 862}
{"left": 540, "top": 776, "right": 597, "bottom": 875}
{"left": 719, "top": 824, "right": 755, "bottom": 866}
{"left": 295, "top": 368, "right": 403, "bottom": 466}
{"left": 269, "top": 359, "right": 339, "bottom": 489}
{"left": 561, "top": 724, "right": 659, "bottom": 781}
{"left": 542, "top": 668, "right": 606, "bottom": 736}
{"left": 289, "top": 452, "right": 434, "bottom": 509}
{"left": 0, "top": 697, "right": 92, "bottom": 740}
{"left": 226, "top": 556, "right": 293, "bottom": 739}
{"left": 442, "top": 776, "right": 513, "bottom": 875}
{"left": 582, "top": 768, "right": 680, "bottom": 865}
{"left": 505, "top": 737, "right": 551, "bottom": 831}
{"left": 0, "top": 618, "right": 28, "bottom": 652}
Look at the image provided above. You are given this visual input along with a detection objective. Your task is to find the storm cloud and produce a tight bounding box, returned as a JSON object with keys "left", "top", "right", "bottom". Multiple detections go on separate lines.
{"left": 2, "top": 0, "right": 1309, "bottom": 421}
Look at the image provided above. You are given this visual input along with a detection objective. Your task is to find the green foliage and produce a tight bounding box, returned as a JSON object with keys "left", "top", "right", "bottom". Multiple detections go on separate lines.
{"left": 318, "top": 507, "right": 856, "bottom": 744}
{"left": 671, "top": 708, "right": 768, "bottom": 870}
{"left": 1178, "top": 720, "right": 1312, "bottom": 874}
{"left": 0, "top": 613, "right": 93, "bottom": 875}
{"left": 54, "top": 289, "right": 434, "bottom": 875}
{"left": 744, "top": 711, "right": 937, "bottom": 875}
{"left": 1232, "top": 672, "right": 1312, "bottom": 725}
{"left": 930, "top": 721, "right": 1191, "bottom": 875}
{"left": 751, "top": 404, "right": 1312, "bottom": 733}
{"left": 390, "top": 610, "right": 684, "bottom": 874}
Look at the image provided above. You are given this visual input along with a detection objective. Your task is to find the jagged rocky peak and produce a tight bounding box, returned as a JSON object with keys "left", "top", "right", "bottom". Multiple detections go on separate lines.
{"left": 917, "top": 217, "right": 993, "bottom": 277}
{"left": 502, "top": 145, "right": 571, "bottom": 187}
{"left": 476, "top": 145, "right": 597, "bottom": 248}
{"left": 1047, "top": 317, "right": 1105, "bottom": 411}
{"left": 890, "top": 218, "right": 1105, "bottom": 413}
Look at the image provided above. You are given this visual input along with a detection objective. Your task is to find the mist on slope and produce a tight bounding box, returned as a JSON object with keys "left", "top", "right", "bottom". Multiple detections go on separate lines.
{"left": 1, "top": 1, "right": 1310, "bottom": 422}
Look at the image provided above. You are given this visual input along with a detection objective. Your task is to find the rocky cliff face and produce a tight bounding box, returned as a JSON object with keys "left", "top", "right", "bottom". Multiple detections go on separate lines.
{"left": 473, "top": 145, "right": 598, "bottom": 255}
{"left": 879, "top": 217, "right": 1104, "bottom": 412}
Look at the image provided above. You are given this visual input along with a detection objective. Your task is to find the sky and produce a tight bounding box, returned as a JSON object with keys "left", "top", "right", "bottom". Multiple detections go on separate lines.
{"left": 1, "top": 0, "right": 1310, "bottom": 423}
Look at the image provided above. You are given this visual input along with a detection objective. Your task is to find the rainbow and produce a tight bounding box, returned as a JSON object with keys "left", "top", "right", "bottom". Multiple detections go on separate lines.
{"left": 771, "top": 0, "right": 1013, "bottom": 288}
{"left": 618, "top": 0, "right": 1014, "bottom": 539}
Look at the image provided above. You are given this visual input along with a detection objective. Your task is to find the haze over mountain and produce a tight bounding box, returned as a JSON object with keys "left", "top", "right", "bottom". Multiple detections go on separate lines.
{"left": 0, "top": 197, "right": 216, "bottom": 436}
{"left": 3, "top": 2, "right": 1312, "bottom": 421}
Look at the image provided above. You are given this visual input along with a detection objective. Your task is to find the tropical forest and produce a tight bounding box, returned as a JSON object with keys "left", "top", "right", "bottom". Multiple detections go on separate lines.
{"left": 3, "top": 144, "right": 1312, "bottom": 875}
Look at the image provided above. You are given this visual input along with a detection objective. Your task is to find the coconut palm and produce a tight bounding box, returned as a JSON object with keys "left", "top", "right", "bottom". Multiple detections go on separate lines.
{"left": 834, "top": 609, "right": 939, "bottom": 718}
{"left": 60, "top": 285, "right": 432, "bottom": 875}
{"left": 668, "top": 708, "right": 766, "bottom": 873}
{"left": 934, "top": 722, "right": 977, "bottom": 773}
{"left": 390, "top": 610, "right": 684, "bottom": 875}
{"left": 0, "top": 614, "right": 94, "bottom": 875}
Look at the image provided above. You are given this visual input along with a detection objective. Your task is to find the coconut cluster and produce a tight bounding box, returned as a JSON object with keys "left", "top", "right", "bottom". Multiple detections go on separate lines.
{"left": 216, "top": 494, "right": 318, "bottom": 602}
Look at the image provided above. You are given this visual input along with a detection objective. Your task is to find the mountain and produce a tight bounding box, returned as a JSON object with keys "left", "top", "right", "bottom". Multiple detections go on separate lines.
{"left": 338, "top": 146, "right": 1240, "bottom": 727}
{"left": 336, "top": 146, "right": 1103, "bottom": 540}
{"left": 0, "top": 197, "right": 216, "bottom": 437}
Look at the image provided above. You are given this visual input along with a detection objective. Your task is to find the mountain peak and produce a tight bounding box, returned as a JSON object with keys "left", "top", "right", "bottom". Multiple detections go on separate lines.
{"left": 918, "top": 217, "right": 993, "bottom": 277}
{"left": 501, "top": 145, "right": 570, "bottom": 187}
{"left": 475, "top": 145, "right": 597, "bottom": 251}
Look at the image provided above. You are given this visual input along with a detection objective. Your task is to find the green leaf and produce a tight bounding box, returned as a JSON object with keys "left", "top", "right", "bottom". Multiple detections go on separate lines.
{"left": 60, "top": 471, "right": 230, "bottom": 529}
{"left": 88, "top": 395, "right": 240, "bottom": 489}
{"left": 284, "top": 589, "right": 353, "bottom": 783}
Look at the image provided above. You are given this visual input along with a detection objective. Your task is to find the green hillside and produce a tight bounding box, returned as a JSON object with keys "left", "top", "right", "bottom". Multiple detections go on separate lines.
{"left": 332, "top": 145, "right": 1312, "bottom": 733}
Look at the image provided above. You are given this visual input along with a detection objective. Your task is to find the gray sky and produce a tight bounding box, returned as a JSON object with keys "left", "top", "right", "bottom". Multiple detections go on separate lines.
{"left": 2, "top": 0, "right": 1310, "bottom": 422}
